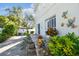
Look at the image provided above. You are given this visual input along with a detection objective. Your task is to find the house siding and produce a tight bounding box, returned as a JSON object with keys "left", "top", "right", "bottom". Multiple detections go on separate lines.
{"left": 34, "top": 3, "right": 79, "bottom": 36}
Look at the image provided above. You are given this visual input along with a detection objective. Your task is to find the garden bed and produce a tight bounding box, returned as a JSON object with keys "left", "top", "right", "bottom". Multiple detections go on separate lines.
{"left": 47, "top": 32, "right": 79, "bottom": 56}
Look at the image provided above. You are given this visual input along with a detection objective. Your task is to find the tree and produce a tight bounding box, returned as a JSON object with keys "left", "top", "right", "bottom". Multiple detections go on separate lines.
{"left": 5, "top": 6, "right": 23, "bottom": 26}
{"left": 0, "top": 15, "right": 9, "bottom": 28}
{"left": 23, "top": 13, "right": 35, "bottom": 28}
{"left": 22, "top": 13, "right": 35, "bottom": 34}
{"left": 5, "top": 6, "right": 35, "bottom": 34}
{"left": 7, "top": 15, "right": 19, "bottom": 26}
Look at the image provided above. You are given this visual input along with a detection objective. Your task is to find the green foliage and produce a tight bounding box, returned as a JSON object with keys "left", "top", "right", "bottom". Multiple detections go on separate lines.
{"left": 66, "top": 32, "right": 78, "bottom": 42}
{"left": 0, "top": 31, "right": 2, "bottom": 34}
{"left": 0, "top": 21, "right": 17, "bottom": 43}
{"left": 2, "top": 21, "right": 17, "bottom": 36}
{"left": 0, "top": 6, "right": 35, "bottom": 43}
{"left": 7, "top": 15, "right": 22, "bottom": 27}
{"left": 0, "top": 32, "right": 9, "bottom": 43}
{"left": 24, "top": 31, "right": 30, "bottom": 36}
{"left": 5, "top": 7, "right": 23, "bottom": 26}
{"left": 7, "top": 15, "right": 17, "bottom": 22}
{"left": 48, "top": 32, "right": 79, "bottom": 56}
{"left": 7, "top": 15, "right": 18, "bottom": 25}
{"left": 0, "top": 16, "right": 9, "bottom": 27}
{"left": 66, "top": 32, "right": 79, "bottom": 55}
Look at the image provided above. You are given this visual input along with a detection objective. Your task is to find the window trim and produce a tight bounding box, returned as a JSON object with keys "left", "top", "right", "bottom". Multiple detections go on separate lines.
{"left": 47, "top": 15, "right": 56, "bottom": 28}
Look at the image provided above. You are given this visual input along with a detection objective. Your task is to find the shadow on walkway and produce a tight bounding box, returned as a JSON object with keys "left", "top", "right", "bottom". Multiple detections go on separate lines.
{"left": 0, "top": 36, "right": 26, "bottom": 56}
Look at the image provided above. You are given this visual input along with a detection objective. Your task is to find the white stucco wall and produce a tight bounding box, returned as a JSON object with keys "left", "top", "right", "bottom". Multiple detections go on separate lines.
{"left": 56, "top": 4, "right": 79, "bottom": 35}
{"left": 35, "top": 3, "right": 79, "bottom": 36}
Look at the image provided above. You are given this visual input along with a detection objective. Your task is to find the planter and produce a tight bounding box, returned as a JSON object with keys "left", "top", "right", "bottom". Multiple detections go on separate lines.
{"left": 27, "top": 42, "right": 37, "bottom": 56}
{"left": 28, "top": 42, "right": 35, "bottom": 49}
{"left": 38, "top": 48, "right": 49, "bottom": 56}
{"left": 27, "top": 48, "right": 37, "bottom": 56}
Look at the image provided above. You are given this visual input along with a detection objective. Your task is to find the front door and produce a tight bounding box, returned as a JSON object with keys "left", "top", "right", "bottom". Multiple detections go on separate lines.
{"left": 38, "top": 24, "right": 40, "bottom": 34}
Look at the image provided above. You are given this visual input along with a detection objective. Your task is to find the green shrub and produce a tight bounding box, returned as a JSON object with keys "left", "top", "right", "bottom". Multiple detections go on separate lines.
{"left": 48, "top": 32, "right": 79, "bottom": 56}
{"left": 48, "top": 36, "right": 74, "bottom": 56}
{"left": 0, "top": 31, "right": 2, "bottom": 34}
{"left": 24, "top": 31, "right": 30, "bottom": 36}
{"left": 0, "top": 33, "right": 8, "bottom": 43}
{"left": 66, "top": 32, "right": 79, "bottom": 55}
{"left": 0, "top": 21, "right": 17, "bottom": 43}
{"left": 0, "top": 34, "right": 4, "bottom": 43}
{"left": 2, "top": 21, "right": 17, "bottom": 36}
{"left": 0, "top": 16, "right": 9, "bottom": 28}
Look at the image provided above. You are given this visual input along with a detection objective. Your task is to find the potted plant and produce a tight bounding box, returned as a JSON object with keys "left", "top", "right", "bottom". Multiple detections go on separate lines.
{"left": 37, "top": 35, "right": 44, "bottom": 48}
{"left": 46, "top": 27, "right": 58, "bottom": 36}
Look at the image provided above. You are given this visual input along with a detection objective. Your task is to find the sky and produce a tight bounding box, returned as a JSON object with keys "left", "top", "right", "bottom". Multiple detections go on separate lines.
{"left": 0, "top": 3, "right": 33, "bottom": 15}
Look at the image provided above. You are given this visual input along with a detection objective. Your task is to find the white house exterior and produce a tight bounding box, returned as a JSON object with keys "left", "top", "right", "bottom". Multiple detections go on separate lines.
{"left": 34, "top": 3, "right": 79, "bottom": 36}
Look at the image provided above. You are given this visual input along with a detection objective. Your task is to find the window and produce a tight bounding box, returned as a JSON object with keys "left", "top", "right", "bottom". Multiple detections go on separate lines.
{"left": 47, "top": 16, "right": 56, "bottom": 28}
{"left": 38, "top": 24, "right": 40, "bottom": 34}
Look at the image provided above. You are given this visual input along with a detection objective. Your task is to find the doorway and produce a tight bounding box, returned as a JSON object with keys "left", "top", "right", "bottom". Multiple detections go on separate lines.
{"left": 38, "top": 24, "right": 40, "bottom": 34}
